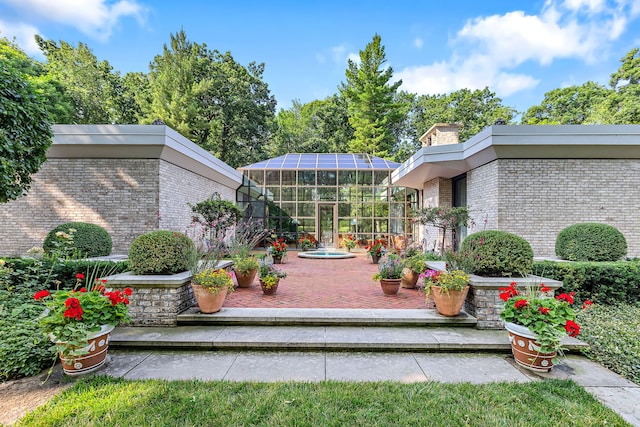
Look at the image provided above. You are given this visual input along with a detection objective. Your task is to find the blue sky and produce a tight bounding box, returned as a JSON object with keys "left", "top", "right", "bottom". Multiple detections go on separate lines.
{"left": 1, "top": 0, "right": 639, "bottom": 115}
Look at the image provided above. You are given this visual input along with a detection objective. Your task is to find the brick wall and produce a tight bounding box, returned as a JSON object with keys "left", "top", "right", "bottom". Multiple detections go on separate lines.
{"left": 467, "top": 161, "right": 499, "bottom": 232}
{"left": 0, "top": 158, "right": 160, "bottom": 256}
{"left": 421, "top": 178, "right": 453, "bottom": 252}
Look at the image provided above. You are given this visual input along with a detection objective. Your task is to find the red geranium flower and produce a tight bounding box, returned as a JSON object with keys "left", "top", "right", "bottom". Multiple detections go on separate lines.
{"left": 124, "top": 287, "right": 133, "bottom": 296}
{"left": 556, "top": 293, "right": 574, "bottom": 305}
{"left": 34, "top": 290, "right": 50, "bottom": 300}
{"left": 63, "top": 297, "right": 83, "bottom": 320}
{"left": 514, "top": 299, "right": 529, "bottom": 309}
{"left": 75, "top": 273, "right": 85, "bottom": 280}
{"left": 538, "top": 307, "right": 550, "bottom": 315}
{"left": 564, "top": 320, "right": 580, "bottom": 337}
{"left": 582, "top": 300, "right": 593, "bottom": 309}
{"left": 540, "top": 284, "right": 552, "bottom": 293}
{"left": 79, "top": 287, "right": 87, "bottom": 292}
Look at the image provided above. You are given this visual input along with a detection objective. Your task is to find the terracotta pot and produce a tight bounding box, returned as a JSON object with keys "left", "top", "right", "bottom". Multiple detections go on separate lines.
{"left": 380, "top": 278, "right": 401, "bottom": 295}
{"left": 371, "top": 254, "right": 380, "bottom": 264}
{"left": 191, "top": 283, "right": 228, "bottom": 314}
{"left": 273, "top": 255, "right": 283, "bottom": 264}
{"left": 505, "top": 322, "right": 557, "bottom": 372}
{"left": 56, "top": 324, "right": 114, "bottom": 376}
{"left": 401, "top": 269, "right": 420, "bottom": 289}
{"left": 431, "top": 285, "right": 469, "bottom": 316}
{"left": 260, "top": 279, "right": 279, "bottom": 295}
{"left": 235, "top": 268, "right": 257, "bottom": 288}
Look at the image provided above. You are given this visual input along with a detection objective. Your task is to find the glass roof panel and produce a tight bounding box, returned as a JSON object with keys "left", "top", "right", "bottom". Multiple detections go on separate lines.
{"left": 239, "top": 153, "right": 398, "bottom": 171}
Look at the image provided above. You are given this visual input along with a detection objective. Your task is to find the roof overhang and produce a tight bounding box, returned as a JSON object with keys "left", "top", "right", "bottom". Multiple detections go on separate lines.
{"left": 50, "top": 125, "right": 243, "bottom": 189}
{"left": 392, "top": 124, "right": 640, "bottom": 188}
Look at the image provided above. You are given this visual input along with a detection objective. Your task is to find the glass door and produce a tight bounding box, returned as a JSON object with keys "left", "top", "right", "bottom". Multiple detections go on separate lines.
{"left": 317, "top": 203, "right": 336, "bottom": 248}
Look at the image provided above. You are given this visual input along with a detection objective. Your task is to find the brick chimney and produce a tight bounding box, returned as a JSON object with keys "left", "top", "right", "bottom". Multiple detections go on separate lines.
{"left": 419, "top": 123, "right": 462, "bottom": 147}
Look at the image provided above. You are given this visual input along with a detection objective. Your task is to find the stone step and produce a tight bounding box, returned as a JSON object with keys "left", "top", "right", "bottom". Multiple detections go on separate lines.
{"left": 176, "top": 307, "right": 478, "bottom": 327}
{"left": 109, "top": 324, "right": 589, "bottom": 353}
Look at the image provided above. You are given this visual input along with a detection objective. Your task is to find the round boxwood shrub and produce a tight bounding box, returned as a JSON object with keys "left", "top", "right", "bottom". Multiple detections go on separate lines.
{"left": 128, "top": 230, "right": 195, "bottom": 275}
{"left": 460, "top": 230, "right": 534, "bottom": 277}
{"left": 555, "top": 223, "right": 627, "bottom": 262}
{"left": 43, "top": 222, "right": 112, "bottom": 257}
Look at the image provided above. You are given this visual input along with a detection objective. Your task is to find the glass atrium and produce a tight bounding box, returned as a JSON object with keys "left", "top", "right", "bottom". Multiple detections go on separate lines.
{"left": 237, "top": 154, "right": 418, "bottom": 250}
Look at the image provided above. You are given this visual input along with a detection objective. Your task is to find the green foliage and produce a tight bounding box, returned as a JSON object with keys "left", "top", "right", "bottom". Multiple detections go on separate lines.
{"left": 404, "top": 253, "right": 428, "bottom": 273}
{"left": 43, "top": 222, "right": 112, "bottom": 257}
{"left": 555, "top": 223, "right": 627, "bottom": 262}
{"left": 373, "top": 254, "right": 404, "bottom": 280}
{"left": 461, "top": 230, "right": 534, "bottom": 277}
{"left": 233, "top": 256, "right": 259, "bottom": 274}
{"left": 577, "top": 303, "right": 640, "bottom": 384}
{"left": 190, "top": 268, "right": 234, "bottom": 294}
{"left": 0, "top": 38, "right": 54, "bottom": 203}
{"left": 521, "top": 82, "right": 609, "bottom": 124}
{"left": 532, "top": 260, "right": 640, "bottom": 305}
{"left": 142, "top": 30, "right": 276, "bottom": 168}
{"left": 189, "top": 196, "right": 243, "bottom": 233}
{"left": 414, "top": 206, "right": 472, "bottom": 254}
{"left": 128, "top": 230, "right": 195, "bottom": 275}
{"left": 341, "top": 34, "right": 406, "bottom": 158}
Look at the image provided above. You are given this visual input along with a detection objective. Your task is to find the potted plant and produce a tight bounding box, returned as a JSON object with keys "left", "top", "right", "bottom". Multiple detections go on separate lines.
{"left": 365, "top": 239, "right": 387, "bottom": 264}
{"left": 402, "top": 254, "right": 428, "bottom": 289}
{"left": 499, "top": 281, "right": 587, "bottom": 372}
{"left": 258, "top": 259, "right": 287, "bottom": 295}
{"left": 422, "top": 268, "right": 470, "bottom": 316}
{"left": 33, "top": 273, "right": 132, "bottom": 376}
{"left": 372, "top": 254, "right": 404, "bottom": 295}
{"left": 267, "top": 238, "right": 288, "bottom": 264}
{"left": 227, "top": 218, "right": 269, "bottom": 289}
{"left": 339, "top": 235, "right": 357, "bottom": 252}
{"left": 233, "top": 254, "right": 259, "bottom": 288}
{"left": 298, "top": 235, "right": 317, "bottom": 251}
{"left": 190, "top": 268, "right": 234, "bottom": 313}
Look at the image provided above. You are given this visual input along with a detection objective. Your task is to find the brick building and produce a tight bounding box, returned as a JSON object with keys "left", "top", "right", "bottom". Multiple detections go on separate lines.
{"left": 392, "top": 124, "right": 640, "bottom": 257}
{"left": 0, "top": 125, "right": 242, "bottom": 256}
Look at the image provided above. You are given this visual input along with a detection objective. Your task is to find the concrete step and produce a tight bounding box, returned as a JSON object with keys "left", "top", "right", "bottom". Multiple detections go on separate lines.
{"left": 176, "top": 307, "right": 478, "bottom": 327}
{"left": 110, "top": 324, "right": 589, "bottom": 353}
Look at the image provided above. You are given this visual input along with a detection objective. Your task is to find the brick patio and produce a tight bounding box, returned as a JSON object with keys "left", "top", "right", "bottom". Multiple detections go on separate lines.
{"left": 225, "top": 252, "right": 432, "bottom": 309}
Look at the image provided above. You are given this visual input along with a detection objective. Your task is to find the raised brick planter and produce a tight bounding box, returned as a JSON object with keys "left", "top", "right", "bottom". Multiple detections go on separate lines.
{"left": 104, "top": 261, "right": 233, "bottom": 326}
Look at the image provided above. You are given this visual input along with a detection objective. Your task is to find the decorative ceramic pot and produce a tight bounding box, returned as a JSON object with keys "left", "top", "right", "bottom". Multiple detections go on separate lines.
{"left": 379, "top": 278, "right": 401, "bottom": 295}
{"left": 401, "top": 269, "right": 420, "bottom": 289}
{"left": 260, "top": 279, "right": 279, "bottom": 295}
{"left": 273, "top": 255, "right": 283, "bottom": 264}
{"left": 505, "top": 322, "right": 557, "bottom": 372}
{"left": 371, "top": 254, "right": 380, "bottom": 264}
{"left": 430, "top": 285, "right": 469, "bottom": 316}
{"left": 234, "top": 268, "right": 257, "bottom": 288}
{"left": 191, "top": 283, "right": 228, "bottom": 314}
{"left": 56, "top": 324, "right": 115, "bottom": 376}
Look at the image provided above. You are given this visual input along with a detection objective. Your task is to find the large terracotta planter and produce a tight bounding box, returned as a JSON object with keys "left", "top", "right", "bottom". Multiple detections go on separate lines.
{"left": 430, "top": 285, "right": 469, "bottom": 316}
{"left": 401, "top": 269, "right": 420, "bottom": 289}
{"left": 505, "top": 322, "right": 557, "bottom": 372}
{"left": 379, "top": 278, "right": 401, "bottom": 295}
{"left": 260, "top": 279, "right": 279, "bottom": 295}
{"left": 235, "top": 268, "right": 257, "bottom": 288}
{"left": 191, "top": 283, "right": 228, "bottom": 314}
{"left": 56, "top": 324, "right": 115, "bottom": 376}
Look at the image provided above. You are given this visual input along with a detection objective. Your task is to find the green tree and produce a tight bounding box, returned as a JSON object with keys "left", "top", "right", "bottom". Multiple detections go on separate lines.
{"left": 36, "top": 36, "right": 136, "bottom": 124}
{"left": 143, "top": 30, "right": 275, "bottom": 168}
{"left": 0, "top": 38, "right": 53, "bottom": 202}
{"left": 341, "top": 34, "right": 406, "bottom": 158}
{"left": 522, "top": 82, "right": 609, "bottom": 124}
{"left": 592, "top": 48, "right": 640, "bottom": 124}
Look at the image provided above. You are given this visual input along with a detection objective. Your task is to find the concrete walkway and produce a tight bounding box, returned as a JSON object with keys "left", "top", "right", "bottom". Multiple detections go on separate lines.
{"left": 99, "top": 349, "right": 640, "bottom": 426}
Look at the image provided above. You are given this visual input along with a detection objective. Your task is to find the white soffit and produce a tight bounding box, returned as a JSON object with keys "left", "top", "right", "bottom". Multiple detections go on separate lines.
{"left": 392, "top": 125, "right": 640, "bottom": 188}
{"left": 49, "top": 125, "right": 242, "bottom": 188}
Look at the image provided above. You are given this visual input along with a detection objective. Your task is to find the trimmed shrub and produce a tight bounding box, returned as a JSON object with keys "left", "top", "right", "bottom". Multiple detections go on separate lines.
{"left": 461, "top": 230, "right": 534, "bottom": 277}
{"left": 129, "top": 230, "right": 195, "bottom": 275}
{"left": 555, "top": 223, "right": 627, "bottom": 262}
{"left": 43, "top": 222, "right": 112, "bottom": 257}
{"left": 532, "top": 260, "right": 640, "bottom": 305}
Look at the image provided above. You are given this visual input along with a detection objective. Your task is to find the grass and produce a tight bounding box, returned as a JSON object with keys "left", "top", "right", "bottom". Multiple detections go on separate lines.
{"left": 577, "top": 303, "right": 640, "bottom": 384}
{"left": 15, "top": 376, "right": 630, "bottom": 427}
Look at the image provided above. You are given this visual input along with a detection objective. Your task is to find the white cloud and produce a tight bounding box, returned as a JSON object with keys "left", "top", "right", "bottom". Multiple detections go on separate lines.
{"left": 414, "top": 37, "right": 423, "bottom": 49}
{"left": 0, "top": 20, "right": 42, "bottom": 55}
{"left": 396, "top": 0, "right": 640, "bottom": 98}
{"left": 1, "top": 0, "right": 147, "bottom": 41}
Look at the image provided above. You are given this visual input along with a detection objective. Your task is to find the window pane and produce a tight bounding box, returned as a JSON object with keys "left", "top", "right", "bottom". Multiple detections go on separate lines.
{"left": 358, "top": 203, "right": 372, "bottom": 217}
{"left": 298, "top": 187, "right": 317, "bottom": 201}
{"left": 281, "top": 187, "right": 295, "bottom": 201}
{"left": 358, "top": 187, "right": 373, "bottom": 201}
{"left": 374, "top": 203, "right": 388, "bottom": 217}
{"left": 338, "top": 203, "right": 353, "bottom": 217}
{"left": 318, "top": 187, "right": 336, "bottom": 201}
{"left": 317, "top": 170, "right": 337, "bottom": 186}
{"left": 358, "top": 171, "right": 372, "bottom": 185}
{"left": 298, "top": 203, "right": 315, "bottom": 217}
{"left": 357, "top": 219, "right": 372, "bottom": 233}
{"left": 338, "top": 218, "right": 354, "bottom": 233}
{"left": 297, "top": 218, "right": 315, "bottom": 233}
{"left": 338, "top": 186, "right": 357, "bottom": 201}
{"left": 249, "top": 170, "right": 264, "bottom": 185}
{"left": 374, "top": 171, "right": 389, "bottom": 185}
{"left": 374, "top": 219, "right": 388, "bottom": 233}
{"left": 265, "top": 170, "right": 280, "bottom": 185}
{"left": 281, "top": 171, "right": 296, "bottom": 185}
{"left": 298, "top": 170, "right": 316, "bottom": 185}
{"left": 338, "top": 170, "right": 357, "bottom": 185}
{"left": 374, "top": 187, "right": 388, "bottom": 202}
{"left": 265, "top": 187, "right": 280, "bottom": 201}
{"left": 390, "top": 203, "right": 405, "bottom": 217}
{"left": 280, "top": 203, "right": 296, "bottom": 217}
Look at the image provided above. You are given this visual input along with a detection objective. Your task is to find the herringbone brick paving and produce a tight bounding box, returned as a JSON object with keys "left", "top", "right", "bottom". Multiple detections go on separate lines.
{"left": 225, "top": 252, "right": 433, "bottom": 309}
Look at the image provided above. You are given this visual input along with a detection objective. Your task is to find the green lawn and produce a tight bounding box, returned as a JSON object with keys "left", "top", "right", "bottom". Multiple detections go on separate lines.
{"left": 15, "top": 376, "right": 630, "bottom": 427}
